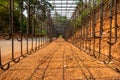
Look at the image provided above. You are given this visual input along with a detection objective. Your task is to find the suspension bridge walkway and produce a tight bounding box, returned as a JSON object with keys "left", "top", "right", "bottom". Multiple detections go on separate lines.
{"left": 0, "top": 38, "right": 120, "bottom": 80}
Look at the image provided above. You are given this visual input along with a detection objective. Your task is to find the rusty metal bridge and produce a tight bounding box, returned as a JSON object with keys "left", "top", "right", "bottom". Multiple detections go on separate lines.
{"left": 0, "top": 0, "right": 120, "bottom": 79}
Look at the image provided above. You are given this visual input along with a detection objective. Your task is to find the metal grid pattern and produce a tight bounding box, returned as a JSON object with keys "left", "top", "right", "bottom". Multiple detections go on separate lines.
{"left": 66, "top": 0, "right": 120, "bottom": 73}
{"left": 0, "top": 0, "right": 120, "bottom": 77}
{"left": 0, "top": 0, "right": 53, "bottom": 70}
{"left": 48, "top": 0, "right": 79, "bottom": 35}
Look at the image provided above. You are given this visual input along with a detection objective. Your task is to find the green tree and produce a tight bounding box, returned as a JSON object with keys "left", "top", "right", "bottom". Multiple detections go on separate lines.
{"left": 0, "top": 1, "right": 20, "bottom": 33}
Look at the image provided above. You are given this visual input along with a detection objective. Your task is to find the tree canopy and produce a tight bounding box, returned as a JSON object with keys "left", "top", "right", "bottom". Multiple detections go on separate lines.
{"left": 0, "top": 0, "right": 53, "bottom": 33}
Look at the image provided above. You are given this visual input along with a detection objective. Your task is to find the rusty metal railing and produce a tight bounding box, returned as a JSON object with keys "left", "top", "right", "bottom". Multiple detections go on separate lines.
{"left": 66, "top": 0, "right": 120, "bottom": 73}
{"left": 0, "top": 0, "right": 55, "bottom": 70}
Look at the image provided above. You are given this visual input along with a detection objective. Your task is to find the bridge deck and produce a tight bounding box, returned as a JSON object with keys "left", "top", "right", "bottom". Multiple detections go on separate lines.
{"left": 0, "top": 38, "right": 120, "bottom": 80}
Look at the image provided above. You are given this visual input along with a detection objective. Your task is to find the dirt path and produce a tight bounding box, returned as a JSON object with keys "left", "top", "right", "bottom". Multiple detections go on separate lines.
{"left": 0, "top": 38, "right": 120, "bottom": 80}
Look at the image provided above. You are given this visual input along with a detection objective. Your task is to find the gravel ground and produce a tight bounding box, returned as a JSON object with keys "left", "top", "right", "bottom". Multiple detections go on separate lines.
{"left": 0, "top": 38, "right": 120, "bottom": 80}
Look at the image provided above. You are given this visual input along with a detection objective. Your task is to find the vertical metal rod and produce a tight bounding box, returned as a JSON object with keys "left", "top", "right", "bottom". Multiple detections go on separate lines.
{"left": 46, "top": 21, "right": 47, "bottom": 44}
{"left": 85, "top": 0, "right": 87, "bottom": 51}
{"left": 114, "top": 0, "right": 118, "bottom": 43}
{"left": 83, "top": 21, "right": 85, "bottom": 50}
{"left": 108, "top": 0, "right": 113, "bottom": 62}
{"left": 78, "top": 9, "right": 81, "bottom": 49}
{"left": 11, "top": 0, "right": 14, "bottom": 60}
{"left": 38, "top": 18, "right": 40, "bottom": 48}
{"left": 81, "top": 19, "right": 83, "bottom": 49}
{"left": 9, "top": 0, "right": 12, "bottom": 36}
{"left": 38, "top": 24, "right": 40, "bottom": 49}
{"left": 75, "top": 13, "right": 77, "bottom": 43}
{"left": 11, "top": 0, "right": 20, "bottom": 63}
{"left": 107, "top": 0, "right": 118, "bottom": 45}
{"left": 46, "top": 13, "right": 49, "bottom": 43}
{"left": 20, "top": 0, "right": 24, "bottom": 57}
{"left": 47, "top": 21, "right": 49, "bottom": 43}
{"left": 40, "top": 22, "right": 42, "bottom": 48}
{"left": 27, "top": 0, "right": 30, "bottom": 54}
{"left": 35, "top": 22, "right": 37, "bottom": 50}
{"left": 105, "top": 0, "right": 113, "bottom": 64}
{"left": 82, "top": 19, "right": 84, "bottom": 50}
{"left": 43, "top": 22, "right": 45, "bottom": 46}
{"left": 80, "top": 14, "right": 83, "bottom": 49}
{"left": 38, "top": 27, "right": 40, "bottom": 48}
{"left": 80, "top": 24, "right": 82, "bottom": 49}
{"left": 88, "top": 0, "right": 91, "bottom": 54}
{"left": 98, "top": 0, "right": 104, "bottom": 58}
{"left": 32, "top": 17, "right": 34, "bottom": 51}
{"left": 92, "top": 0, "right": 96, "bottom": 57}
{"left": 89, "top": 14, "right": 92, "bottom": 54}
{"left": 86, "top": 21, "right": 89, "bottom": 51}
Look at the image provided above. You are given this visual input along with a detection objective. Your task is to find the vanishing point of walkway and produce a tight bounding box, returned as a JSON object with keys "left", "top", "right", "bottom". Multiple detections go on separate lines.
{"left": 0, "top": 38, "right": 120, "bottom": 80}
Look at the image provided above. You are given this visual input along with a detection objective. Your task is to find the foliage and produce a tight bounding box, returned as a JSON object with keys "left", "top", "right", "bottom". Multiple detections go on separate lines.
{"left": 22, "top": 0, "right": 54, "bottom": 21}
{"left": 35, "top": 28, "right": 47, "bottom": 36}
{"left": 0, "top": 0, "right": 53, "bottom": 34}
{"left": 52, "top": 13, "right": 67, "bottom": 26}
{"left": 0, "top": 1, "right": 20, "bottom": 33}
{"left": 68, "top": 0, "right": 92, "bottom": 34}
{"left": 41, "top": 29, "right": 47, "bottom": 36}
{"left": 68, "top": 0, "right": 110, "bottom": 36}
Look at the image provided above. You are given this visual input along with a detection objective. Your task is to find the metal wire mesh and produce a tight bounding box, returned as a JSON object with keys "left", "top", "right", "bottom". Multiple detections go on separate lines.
{"left": 66, "top": 0, "right": 120, "bottom": 73}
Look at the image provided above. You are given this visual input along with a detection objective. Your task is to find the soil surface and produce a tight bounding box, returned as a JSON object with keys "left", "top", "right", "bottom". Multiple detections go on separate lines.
{"left": 0, "top": 38, "right": 120, "bottom": 80}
